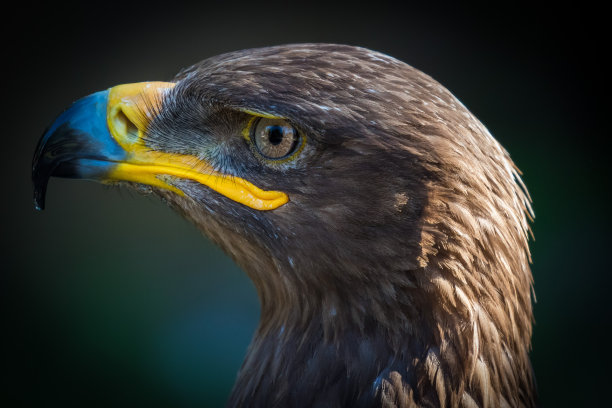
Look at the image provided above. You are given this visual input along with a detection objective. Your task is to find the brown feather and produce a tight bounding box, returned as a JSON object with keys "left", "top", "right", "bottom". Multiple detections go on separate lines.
{"left": 147, "top": 44, "right": 538, "bottom": 407}
{"left": 35, "top": 43, "right": 537, "bottom": 407}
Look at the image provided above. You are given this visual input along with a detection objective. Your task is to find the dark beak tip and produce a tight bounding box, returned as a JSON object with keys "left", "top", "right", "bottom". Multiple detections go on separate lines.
{"left": 32, "top": 175, "right": 48, "bottom": 211}
{"left": 33, "top": 193, "right": 46, "bottom": 211}
{"left": 32, "top": 148, "right": 50, "bottom": 211}
{"left": 32, "top": 89, "right": 115, "bottom": 212}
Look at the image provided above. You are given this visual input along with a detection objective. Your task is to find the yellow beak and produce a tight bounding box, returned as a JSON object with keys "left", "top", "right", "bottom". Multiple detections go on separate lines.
{"left": 106, "top": 82, "right": 288, "bottom": 210}
{"left": 33, "top": 81, "right": 288, "bottom": 211}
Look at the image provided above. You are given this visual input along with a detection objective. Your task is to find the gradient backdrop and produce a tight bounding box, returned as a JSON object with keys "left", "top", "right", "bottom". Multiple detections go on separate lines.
{"left": 3, "top": 2, "right": 608, "bottom": 407}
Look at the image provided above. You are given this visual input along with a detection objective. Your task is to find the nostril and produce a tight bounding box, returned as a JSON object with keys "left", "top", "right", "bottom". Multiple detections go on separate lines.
{"left": 111, "top": 108, "right": 140, "bottom": 144}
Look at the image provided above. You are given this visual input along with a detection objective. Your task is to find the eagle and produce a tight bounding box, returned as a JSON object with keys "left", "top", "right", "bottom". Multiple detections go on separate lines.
{"left": 32, "top": 44, "right": 536, "bottom": 407}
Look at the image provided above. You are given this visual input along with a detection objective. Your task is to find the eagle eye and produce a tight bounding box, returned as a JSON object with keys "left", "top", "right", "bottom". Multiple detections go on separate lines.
{"left": 251, "top": 118, "right": 301, "bottom": 161}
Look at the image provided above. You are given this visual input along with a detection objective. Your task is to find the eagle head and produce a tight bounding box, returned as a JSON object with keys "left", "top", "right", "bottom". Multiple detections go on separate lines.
{"left": 33, "top": 44, "right": 536, "bottom": 407}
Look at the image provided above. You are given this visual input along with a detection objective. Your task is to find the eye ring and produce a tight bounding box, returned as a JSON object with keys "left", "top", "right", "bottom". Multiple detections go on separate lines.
{"left": 250, "top": 117, "right": 303, "bottom": 162}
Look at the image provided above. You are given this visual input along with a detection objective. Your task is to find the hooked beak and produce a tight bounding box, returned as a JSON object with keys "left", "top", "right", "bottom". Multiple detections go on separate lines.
{"left": 32, "top": 82, "right": 288, "bottom": 211}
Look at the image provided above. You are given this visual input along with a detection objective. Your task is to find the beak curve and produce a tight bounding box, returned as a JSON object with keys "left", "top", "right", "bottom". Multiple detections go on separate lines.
{"left": 33, "top": 89, "right": 119, "bottom": 210}
{"left": 32, "top": 82, "right": 289, "bottom": 211}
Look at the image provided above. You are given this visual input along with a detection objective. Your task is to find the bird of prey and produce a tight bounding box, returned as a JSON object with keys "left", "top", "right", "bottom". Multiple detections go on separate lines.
{"left": 32, "top": 44, "right": 536, "bottom": 407}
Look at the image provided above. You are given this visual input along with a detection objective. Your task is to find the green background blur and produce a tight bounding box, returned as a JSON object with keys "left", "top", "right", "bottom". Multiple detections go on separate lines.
{"left": 2, "top": 2, "right": 608, "bottom": 407}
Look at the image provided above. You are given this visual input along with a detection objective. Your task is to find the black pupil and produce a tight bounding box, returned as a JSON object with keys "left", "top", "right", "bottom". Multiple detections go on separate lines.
{"left": 267, "top": 126, "right": 284, "bottom": 145}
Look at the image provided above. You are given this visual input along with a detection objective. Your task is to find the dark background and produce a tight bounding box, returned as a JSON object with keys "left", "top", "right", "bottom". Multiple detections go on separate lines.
{"left": 2, "top": 2, "right": 608, "bottom": 407}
